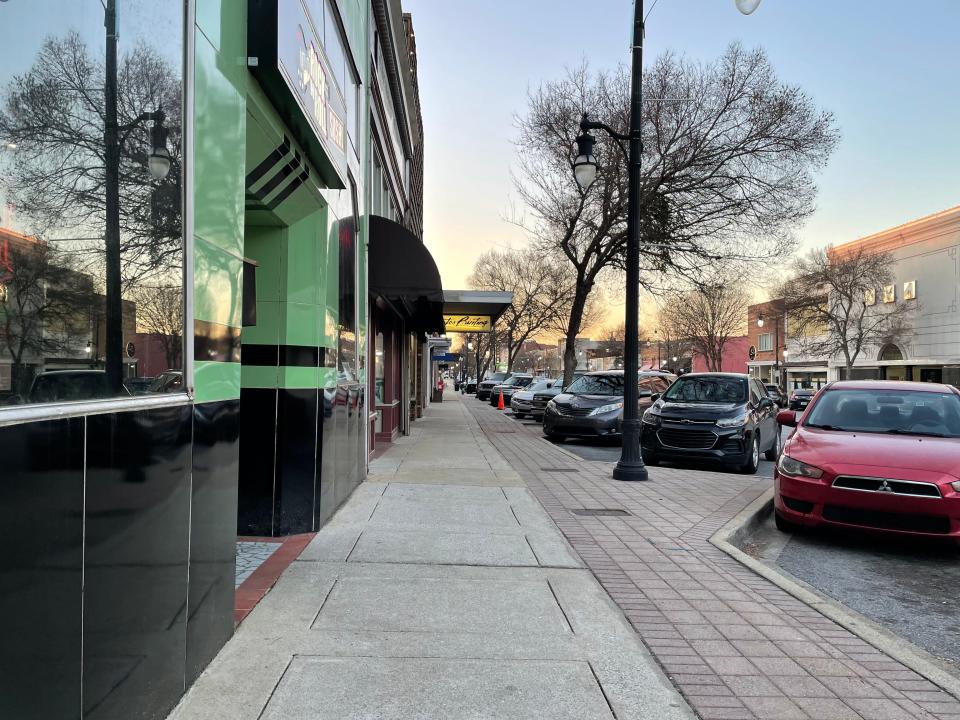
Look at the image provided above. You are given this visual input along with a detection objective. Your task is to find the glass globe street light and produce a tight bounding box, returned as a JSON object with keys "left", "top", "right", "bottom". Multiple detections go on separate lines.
{"left": 573, "top": 129, "right": 598, "bottom": 190}
{"left": 735, "top": 0, "right": 763, "bottom": 15}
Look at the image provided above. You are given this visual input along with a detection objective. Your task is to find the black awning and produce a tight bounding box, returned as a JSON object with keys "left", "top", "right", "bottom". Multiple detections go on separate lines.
{"left": 368, "top": 216, "right": 445, "bottom": 334}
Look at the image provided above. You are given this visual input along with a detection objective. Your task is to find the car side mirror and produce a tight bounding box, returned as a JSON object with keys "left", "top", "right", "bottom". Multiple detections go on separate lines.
{"left": 650, "top": 393, "right": 661, "bottom": 402}
{"left": 776, "top": 409, "right": 797, "bottom": 427}
{"left": 759, "top": 397, "right": 774, "bottom": 409}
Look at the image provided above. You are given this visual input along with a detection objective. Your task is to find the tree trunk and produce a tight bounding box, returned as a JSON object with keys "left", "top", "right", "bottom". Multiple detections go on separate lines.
{"left": 562, "top": 282, "right": 590, "bottom": 386}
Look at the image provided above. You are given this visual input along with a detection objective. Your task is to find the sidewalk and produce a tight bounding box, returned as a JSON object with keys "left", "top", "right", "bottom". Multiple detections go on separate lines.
{"left": 463, "top": 396, "right": 960, "bottom": 720}
{"left": 168, "top": 391, "right": 692, "bottom": 719}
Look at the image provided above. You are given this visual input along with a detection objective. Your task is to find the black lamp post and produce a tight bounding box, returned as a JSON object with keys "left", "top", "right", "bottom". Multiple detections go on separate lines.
{"left": 572, "top": 0, "right": 761, "bottom": 481}
{"left": 104, "top": 0, "right": 171, "bottom": 392}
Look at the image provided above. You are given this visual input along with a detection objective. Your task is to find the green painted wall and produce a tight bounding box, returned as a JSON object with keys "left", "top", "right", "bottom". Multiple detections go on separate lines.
{"left": 192, "top": 0, "right": 369, "bottom": 399}
{"left": 192, "top": 0, "right": 247, "bottom": 403}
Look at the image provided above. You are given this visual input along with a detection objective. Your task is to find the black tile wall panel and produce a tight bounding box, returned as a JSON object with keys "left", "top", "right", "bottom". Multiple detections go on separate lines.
{"left": 274, "top": 388, "right": 318, "bottom": 535}
{"left": 333, "top": 386, "right": 350, "bottom": 510}
{"left": 317, "top": 386, "right": 337, "bottom": 528}
{"left": 187, "top": 399, "right": 239, "bottom": 685}
{"left": 0, "top": 418, "right": 84, "bottom": 720}
{"left": 82, "top": 405, "right": 192, "bottom": 720}
{"left": 237, "top": 388, "right": 277, "bottom": 536}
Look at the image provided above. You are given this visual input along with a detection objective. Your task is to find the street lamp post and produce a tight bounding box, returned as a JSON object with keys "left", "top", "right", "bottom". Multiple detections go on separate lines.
{"left": 572, "top": 0, "right": 761, "bottom": 481}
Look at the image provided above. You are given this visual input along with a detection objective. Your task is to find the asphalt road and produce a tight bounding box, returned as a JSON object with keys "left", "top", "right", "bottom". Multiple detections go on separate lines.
{"left": 752, "top": 514, "right": 960, "bottom": 669}
{"left": 503, "top": 408, "right": 787, "bottom": 478}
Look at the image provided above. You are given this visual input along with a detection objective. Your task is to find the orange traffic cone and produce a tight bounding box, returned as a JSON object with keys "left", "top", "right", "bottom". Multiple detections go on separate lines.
{"left": 497, "top": 389, "right": 505, "bottom": 410}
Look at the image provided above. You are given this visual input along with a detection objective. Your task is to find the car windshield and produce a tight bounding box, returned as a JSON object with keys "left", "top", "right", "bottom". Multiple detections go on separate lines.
{"left": 566, "top": 374, "right": 624, "bottom": 396}
{"left": 528, "top": 381, "right": 551, "bottom": 392}
{"left": 662, "top": 376, "right": 747, "bottom": 403}
{"left": 804, "top": 388, "right": 960, "bottom": 438}
{"left": 503, "top": 376, "right": 530, "bottom": 386}
{"left": 486, "top": 373, "right": 507, "bottom": 382}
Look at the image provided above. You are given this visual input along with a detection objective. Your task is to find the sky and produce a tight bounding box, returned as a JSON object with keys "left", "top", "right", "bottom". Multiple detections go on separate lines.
{"left": 404, "top": 0, "right": 960, "bottom": 307}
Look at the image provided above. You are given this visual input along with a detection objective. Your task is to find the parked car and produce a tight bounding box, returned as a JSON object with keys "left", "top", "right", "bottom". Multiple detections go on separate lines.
{"left": 640, "top": 373, "right": 779, "bottom": 474}
{"left": 149, "top": 370, "right": 184, "bottom": 393}
{"left": 27, "top": 370, "right": 131, "bottom": 404}
{"left": 488, "top": 373, "right": 534, "bottom": 407}
{"left": 476, "top": 372, "right": 509, "bottom": 401}
{"left": 463, "top": 376, "right": 478, "bottom": 394}
{"left": 774, "top": 380, "right": 960, "bottom": 541}
{"left": 765, "top": 384, "right": 787, "bottom": 407}
{"left": 510, "top": 379, "right": 554, "bottom": 418}
{"left": 530, "top": 372, "right": 587, "bottom": 419}
{"left": 124, "top": 376, "right": 156, "bottom": 395}
{"left": 789, "top": 387, "right": 816, "bottom": 411}
{"left": 543, "top": 370, "right": 675, "bottom": 441}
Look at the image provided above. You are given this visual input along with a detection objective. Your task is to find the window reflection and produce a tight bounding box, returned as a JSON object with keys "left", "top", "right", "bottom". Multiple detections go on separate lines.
{"left": 0, "top": 0, "right": 185, "bottom": 406}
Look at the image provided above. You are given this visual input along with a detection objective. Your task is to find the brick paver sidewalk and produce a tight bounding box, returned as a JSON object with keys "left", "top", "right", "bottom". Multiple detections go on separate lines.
{"left": 462, "top": 396, "right": 960, "bottom": 720}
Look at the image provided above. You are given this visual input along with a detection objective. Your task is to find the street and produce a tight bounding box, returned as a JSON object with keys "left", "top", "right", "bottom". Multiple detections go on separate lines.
{"left": 743, "top": 512, "right": 960, "bottom": 670}
{"left": 506, "top": 409, "right": 789, "bottom": 477}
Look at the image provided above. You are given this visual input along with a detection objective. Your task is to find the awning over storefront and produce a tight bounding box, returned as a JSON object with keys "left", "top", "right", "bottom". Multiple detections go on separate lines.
{"left": 441, "top": 290, "right": 513, "bottom": 333}
{"left": 368, "top": 216, "right": 445, "bottom": 334}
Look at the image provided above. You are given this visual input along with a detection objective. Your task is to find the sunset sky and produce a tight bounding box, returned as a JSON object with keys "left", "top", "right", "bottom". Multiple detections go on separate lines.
{"left": 405, "top": 0, "right": 960, "bottom": 332}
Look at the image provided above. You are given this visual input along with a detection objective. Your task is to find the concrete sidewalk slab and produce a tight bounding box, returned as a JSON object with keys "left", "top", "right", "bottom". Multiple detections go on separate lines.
{"left": 168, "top": 393, "right": 693, "bottom": 720}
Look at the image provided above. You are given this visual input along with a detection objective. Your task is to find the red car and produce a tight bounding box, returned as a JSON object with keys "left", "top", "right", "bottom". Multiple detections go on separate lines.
{"left": 774, "top": 380, "right": 960, "bottom": 542}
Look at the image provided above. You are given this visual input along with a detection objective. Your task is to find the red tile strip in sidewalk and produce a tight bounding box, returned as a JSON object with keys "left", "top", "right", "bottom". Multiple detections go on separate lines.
{"left": 234, "top": 533, "right": 315, "bottom": 626}
{"left": 461, "top": 397, "right": 960, "bottom": 720}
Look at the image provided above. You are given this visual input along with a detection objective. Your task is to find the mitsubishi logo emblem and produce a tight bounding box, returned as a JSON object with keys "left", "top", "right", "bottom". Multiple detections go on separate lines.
{"left": 877, "top": 480, "right": 894, "bottom": 493}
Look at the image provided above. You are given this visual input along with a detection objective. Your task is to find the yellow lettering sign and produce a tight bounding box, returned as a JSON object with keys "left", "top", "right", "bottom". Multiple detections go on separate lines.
{"left": 443, "top": 315, "right": 491, "bottom": 333}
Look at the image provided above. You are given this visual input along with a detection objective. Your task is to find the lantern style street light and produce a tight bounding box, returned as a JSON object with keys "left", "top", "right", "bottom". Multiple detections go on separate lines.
{"left": 573, "top": 0, "right": 761, "bottom": 481}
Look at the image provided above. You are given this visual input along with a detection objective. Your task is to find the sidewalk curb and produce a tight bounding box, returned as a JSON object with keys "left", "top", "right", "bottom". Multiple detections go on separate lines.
{"left": 709, "top": 489, "right": 960, "bottom": 700}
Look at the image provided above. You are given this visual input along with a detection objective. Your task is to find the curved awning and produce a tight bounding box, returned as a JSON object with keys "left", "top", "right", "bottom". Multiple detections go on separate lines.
{"left": 368, "top": 215, "right": 445, "bottom": 334}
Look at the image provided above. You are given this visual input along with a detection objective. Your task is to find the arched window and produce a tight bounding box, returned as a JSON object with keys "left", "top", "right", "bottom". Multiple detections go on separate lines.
{"left": 879, "top": 344, "right": 904, "bottom": 362}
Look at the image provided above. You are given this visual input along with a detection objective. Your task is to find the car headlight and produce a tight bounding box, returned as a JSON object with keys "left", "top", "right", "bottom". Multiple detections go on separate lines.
{"left": 716, "top": 413, "right": 748, "bottom": 428}
{"left": 590, "top": 401, "right": 623, "bottom": 416}
{"left": 546, "top": 399, "right": 557, "bottom": 412}
{"left": 642, "top": 405, "right": 662, "bottom": 425}
{"left": 777, "top": 454, "right": 824, "bottom": 479}
{"left": 950, "top": 480, "right": 960, "bottom": 493}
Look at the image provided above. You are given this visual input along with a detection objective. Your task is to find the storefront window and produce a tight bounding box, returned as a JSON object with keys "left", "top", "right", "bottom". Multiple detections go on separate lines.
{"left": 0, "top": 1, "right": 185, "bottom": 407}
{"left": 375, "top": 332, "right": 385, "bottom": 403}
{"left": 337, "top": 178, "right": 359, "bottom": 382}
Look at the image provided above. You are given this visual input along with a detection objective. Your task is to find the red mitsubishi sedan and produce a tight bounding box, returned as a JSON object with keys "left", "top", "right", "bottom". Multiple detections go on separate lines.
{"left": 774, "top": 381, "right": 960, "bottom": 541}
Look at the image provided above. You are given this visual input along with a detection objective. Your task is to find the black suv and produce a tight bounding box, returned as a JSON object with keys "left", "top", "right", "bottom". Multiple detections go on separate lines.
{"left": 476, "top": 372, "right": 509, "bottom": 401}
{"left": 640, "top": 373, "right": 779, "bottom": 474}
{"left": 488, "top": 373, "right": 534, "bottom": 406}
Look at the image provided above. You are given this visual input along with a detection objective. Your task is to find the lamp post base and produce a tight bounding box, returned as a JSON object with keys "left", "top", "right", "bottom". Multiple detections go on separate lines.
{"left": 613, "top": 459, "right": 649, "bottom": 482}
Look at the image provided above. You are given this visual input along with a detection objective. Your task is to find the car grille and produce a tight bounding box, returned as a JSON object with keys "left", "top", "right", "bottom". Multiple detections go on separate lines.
{"left": 661, "top": 416, "right": 714, "bottom": 424}
{"left": 555, "top": 405, "right": 593, "bottom": 417}
{"left": 823, "top": 505, "right": 950, "bottom": 534}
{"left": 657, "top": 429, "right": 718, "bottom": 450}
{"left": 532, "top": 395, "right": 551, "bottom": 409}
{"left": 832, "top": 476, "right": 941, "bottom": 498}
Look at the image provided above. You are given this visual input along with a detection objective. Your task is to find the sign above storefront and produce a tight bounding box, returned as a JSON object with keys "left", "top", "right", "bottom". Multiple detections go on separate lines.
{"left": 248, "top": 0, "right": 348, "bottom": 189}
{"left": 443, "top": 314, "right": 492, "bottom": 333}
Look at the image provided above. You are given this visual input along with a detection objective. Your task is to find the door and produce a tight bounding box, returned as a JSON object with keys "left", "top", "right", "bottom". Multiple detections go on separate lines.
{"left": 750, "top": 379, "right": 775, "bottom": 450}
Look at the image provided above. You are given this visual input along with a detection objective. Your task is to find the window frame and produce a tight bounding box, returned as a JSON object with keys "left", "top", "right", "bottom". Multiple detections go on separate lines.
{"left": 758, "top": 333, "right": 773, "bottom": 352}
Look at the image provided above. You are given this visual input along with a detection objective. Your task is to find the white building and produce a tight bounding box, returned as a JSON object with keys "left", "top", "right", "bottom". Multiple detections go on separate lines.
{"left": 785, "top": 205, "right": 960, "bottom": 387}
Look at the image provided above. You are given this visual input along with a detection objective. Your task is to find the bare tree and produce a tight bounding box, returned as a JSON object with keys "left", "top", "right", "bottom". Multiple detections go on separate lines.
{"left": 131, "top": 285, "right": 183, "bottom": 370}
{"left": 0, "top": 33, "right": 184, "bottom": 288}
{"left": 658, "top": 279, "right": 748, "bottom": 372}
{"left": 467, "top": 248, "right": 572, "bottom": 372}
{"left": 514, "top": 44, "right": 839, "bottom": 385}
{"left": 778, "top": 246, "right": 914, "bottom": 376}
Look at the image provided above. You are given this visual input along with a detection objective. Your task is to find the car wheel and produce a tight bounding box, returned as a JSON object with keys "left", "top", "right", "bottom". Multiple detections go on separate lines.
{"left": 740, "top": 435, "right": 760, "bottom": 474}
{"left": 544, "top": 431, "right": 564, "bottom": 443}
{"left": 641, "top": 451, "right": 660, "bottom": 466}
{"left": 774, "top": 511, "right": 799, "bottom": 533}
{"left": 764, "top": 429, "right": 780, "bottom": 461}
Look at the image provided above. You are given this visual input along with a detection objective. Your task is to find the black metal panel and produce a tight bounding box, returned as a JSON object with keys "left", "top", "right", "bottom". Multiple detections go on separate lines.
{"left": 317, "top": 386, "right": 338, "bottom": 528}
{"left": 238, "top": 388, "right": 277, "bottom": 536}
{"left": 275, "top": 389, "right": 319, "bottom": 535}
{"left": 0, "top": 417, "right": 84, "bottom": 720}
{"left": 82, "top": 405, "right": 192, "bottom": 720}
{"left": 187, "top": 400, "right": 239, "bottom": 685}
